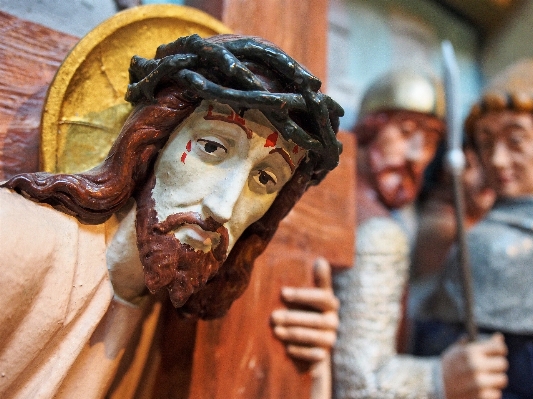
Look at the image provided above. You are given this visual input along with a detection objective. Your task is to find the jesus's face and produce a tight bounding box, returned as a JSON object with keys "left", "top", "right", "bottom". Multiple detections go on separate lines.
{"left": 136, "top": 101, "right": 306, "bottom": 307}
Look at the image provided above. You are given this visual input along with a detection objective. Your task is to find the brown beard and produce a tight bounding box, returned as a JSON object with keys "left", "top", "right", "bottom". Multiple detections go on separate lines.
{"left": 135, "top": 174, "right": 229, "bottom": 308}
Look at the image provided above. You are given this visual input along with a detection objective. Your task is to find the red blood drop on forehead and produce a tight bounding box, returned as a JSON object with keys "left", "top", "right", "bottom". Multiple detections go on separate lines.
{"left": 233, "top": 112, "right": 246, "bottom": 125}
{"left": 292, "top": 145, "right": 299, "bottom": 154}
{"left": 264, "top": 132, "right": 278, "bottom": 147}
{"left": 181, "top": 152, "right": 187, "bottom": 163}
{"left": 186, "top": 140, "right": 192, "bottom": 152}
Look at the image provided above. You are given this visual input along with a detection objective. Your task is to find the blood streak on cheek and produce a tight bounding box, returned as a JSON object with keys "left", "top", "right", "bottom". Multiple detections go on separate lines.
{"left": 181, "top": 140, "right": 192, "bottom": 163}
{"left": 264, "top": 132, "right": 278, "bottom": 147}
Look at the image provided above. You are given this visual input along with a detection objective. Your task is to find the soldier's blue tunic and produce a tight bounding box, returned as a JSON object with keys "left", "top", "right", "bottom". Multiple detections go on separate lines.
{"left": 428, "top": 197, "right": 533, "bottom": 333}
{"left": 419, "top": 197, "right": 533, "bottom": 399}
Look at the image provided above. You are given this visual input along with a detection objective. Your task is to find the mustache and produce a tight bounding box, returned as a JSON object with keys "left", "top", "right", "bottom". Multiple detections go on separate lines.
{"left": 153, "top": 212, "right": 224, "bottom": 235}
{"left": 375, "top": 163, "right": 408, "bottom": 175}
{"left": 374, "top": 162, "right": 419, "bottom": 181}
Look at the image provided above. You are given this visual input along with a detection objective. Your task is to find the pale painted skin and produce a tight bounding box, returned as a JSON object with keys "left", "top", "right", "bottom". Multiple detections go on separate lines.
{"left": 106, "top": 101, "right": 305, "bottom": 302}
{"left": 474, "top": 110, "right": 533, "bottom": 199}
{"left": 152, "top": 101, "right": 305, "bottom": 254}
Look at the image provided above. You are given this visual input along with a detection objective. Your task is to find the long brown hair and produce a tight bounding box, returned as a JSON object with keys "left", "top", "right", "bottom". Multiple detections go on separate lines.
{"left": 3, "top": 87, "right": 197, "bottom": 224}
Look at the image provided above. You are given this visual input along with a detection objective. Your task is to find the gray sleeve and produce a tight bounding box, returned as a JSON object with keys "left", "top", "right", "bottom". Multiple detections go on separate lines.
{"left": 333, "top": 217, "right": 444, "bottom": 399}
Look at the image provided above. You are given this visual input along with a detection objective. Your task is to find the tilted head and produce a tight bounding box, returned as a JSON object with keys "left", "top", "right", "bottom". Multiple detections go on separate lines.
{"left": 2, "top": 34, "right": 343, "bottom": 318}
{"left": 354, "top": 70, "right": 445, "bottom": 209}
{"left": 135, "top": 100, "right": 309, "bottom": 309}
{"left": 465, "top": 59, "right": 533, "bottom": 199}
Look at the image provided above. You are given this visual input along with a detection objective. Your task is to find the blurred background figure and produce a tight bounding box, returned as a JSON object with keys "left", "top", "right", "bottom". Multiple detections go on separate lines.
{"left": 414, "top": 59, "right": 533, "bottom": 399}
{"left": 408, "top": 143, "right": 496, "bottom": 346}
{"left": 333, "top": 70, "right": 508, "bottom": 399}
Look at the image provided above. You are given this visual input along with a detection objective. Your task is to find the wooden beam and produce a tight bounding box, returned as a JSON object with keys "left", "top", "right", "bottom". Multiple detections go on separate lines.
{"left": 0, "top": 11, "right": 77, "bottom": 180}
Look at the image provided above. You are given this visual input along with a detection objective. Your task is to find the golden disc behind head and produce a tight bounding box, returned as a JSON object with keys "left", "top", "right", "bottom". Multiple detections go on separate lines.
{"left": 41, "top": 4, "right": 231, "bottom": 173}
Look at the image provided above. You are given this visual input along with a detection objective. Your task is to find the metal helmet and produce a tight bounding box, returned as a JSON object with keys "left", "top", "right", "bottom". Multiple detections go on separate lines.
{"left": 358, "top": 69, "right": 445, "bottom": 119}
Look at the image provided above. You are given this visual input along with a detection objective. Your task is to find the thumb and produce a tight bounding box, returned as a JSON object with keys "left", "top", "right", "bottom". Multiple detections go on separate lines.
{"left": 314, "top": 257, "right": 332, "bottom": 289}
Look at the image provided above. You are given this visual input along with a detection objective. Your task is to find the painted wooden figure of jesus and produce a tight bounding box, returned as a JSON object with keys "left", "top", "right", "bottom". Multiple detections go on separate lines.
{"left": 0, "top": 34, "right": 343, "bottom": 398}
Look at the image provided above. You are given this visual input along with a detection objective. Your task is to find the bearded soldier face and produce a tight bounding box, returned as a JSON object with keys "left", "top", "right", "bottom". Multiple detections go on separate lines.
{"left": 368, "top": 113, "right": 440, "bottom": 209}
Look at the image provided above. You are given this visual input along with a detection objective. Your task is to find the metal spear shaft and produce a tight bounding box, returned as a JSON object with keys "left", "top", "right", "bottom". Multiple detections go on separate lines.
{"left": 442, "top": 40, "right": 478, "bottom": 342}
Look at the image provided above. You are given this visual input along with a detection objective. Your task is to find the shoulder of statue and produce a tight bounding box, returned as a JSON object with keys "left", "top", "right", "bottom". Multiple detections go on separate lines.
{"left": 0, "top": 186, "right": 82, "bottom": 238}
{"left": 357, "top": 216, "right": 409, "bottom": 255}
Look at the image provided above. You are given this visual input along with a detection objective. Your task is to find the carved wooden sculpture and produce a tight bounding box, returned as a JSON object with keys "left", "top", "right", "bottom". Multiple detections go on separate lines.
{"left": 0, "top": 3, "right": 358, "bottom": 398}
{"left": 0, "top": 6, "right": 346, "bottom": 398}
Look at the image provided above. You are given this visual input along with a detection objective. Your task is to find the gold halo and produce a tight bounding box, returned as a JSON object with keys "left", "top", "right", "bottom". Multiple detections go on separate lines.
{"left": 41, "top": 4, "right": 231, "bottom": 173}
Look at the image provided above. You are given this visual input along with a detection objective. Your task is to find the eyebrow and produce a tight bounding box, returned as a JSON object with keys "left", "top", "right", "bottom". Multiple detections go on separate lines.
{"left": 503, "top": 122, "right": 528, "bottom": 132}
{"left": 204, "top": 105, "right": 296, "bottom": 171}
{"left": 481, "top": 122, "right": 527, "bottom": 136}
{"left": 269, "top": 148, "right": 295, "bottom": 172}
{"left": 204, "top": 105, "right": 253, "bottom": 139}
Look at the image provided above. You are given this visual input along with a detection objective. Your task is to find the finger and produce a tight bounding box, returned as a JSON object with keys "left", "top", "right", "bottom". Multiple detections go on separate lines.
{"left": 281, "top": 287, "right": 339, "bottom": 312}
{"left": 271, "top": 309, "right": 339, "bottom": 330}
{"left": 484, "top": 333, "right": 508, "bottom": 356}
{"left": 483, "top": 344, "right": 508, "bottom": 358}
{"left": 475, "top": 355, "right": 509, "bottom": 373}
{"left": 313, "top": 257, "right": 331, "bottom": 289}
{"left": 475, "top": 372, "right": 508, "bottom": 391}
{"left": 478, "top": 388, "right": 504, "bottom": 399}
{"left": 286, "top": 345, "right": 328, "bottom": 363}
{"left": 462, "top": 350, "right": 508, "bottom": 373}
{"left": 273, "top": 325, "right": 336, "bottom": 348}
{"left": 464, "top": 333, "right": 506, "bottom": 355}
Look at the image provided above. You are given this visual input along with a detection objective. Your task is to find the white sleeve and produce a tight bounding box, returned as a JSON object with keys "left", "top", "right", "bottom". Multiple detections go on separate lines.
{"left": 333, "top": 217, "right": 444, "bottom": 399}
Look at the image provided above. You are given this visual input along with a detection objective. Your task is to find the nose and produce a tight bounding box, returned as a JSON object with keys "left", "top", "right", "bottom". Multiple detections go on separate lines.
{"left": 405, "top": 132, "right": 424, "bottom": 162}
{"left": 378, "top": 127, "right": 408, "bottom": 166}
{"left": 201, "top": 167, "right": 250, "bottom": 224}
{"left": 491, "top": 141, "right": 510, "bottom": 169}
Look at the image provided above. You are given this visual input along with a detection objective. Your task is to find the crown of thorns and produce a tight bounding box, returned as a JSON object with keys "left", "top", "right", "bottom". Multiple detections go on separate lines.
{"left": 125, "top": 34, "right": 343, "bottom": 183}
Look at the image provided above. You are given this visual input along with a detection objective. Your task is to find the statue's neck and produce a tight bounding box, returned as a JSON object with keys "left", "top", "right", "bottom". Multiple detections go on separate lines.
{"left": 105, "top": 202, "right": 146, "bottom": 303}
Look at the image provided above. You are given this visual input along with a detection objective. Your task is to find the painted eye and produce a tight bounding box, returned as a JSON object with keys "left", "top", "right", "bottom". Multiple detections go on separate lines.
{"left": 509, "top": 131, "right": 525, "bottom": 147}
{"left": 401, "top": 120, "right": 417, "bottom": 136}
{"left": 257, "top": 170, "right": 277, "bottom": 185}
{"left": 196, "top": 138, "right": 228, "bottom": 158}
{"left": 250, "top": 169, "right": 278, "bottom": 194}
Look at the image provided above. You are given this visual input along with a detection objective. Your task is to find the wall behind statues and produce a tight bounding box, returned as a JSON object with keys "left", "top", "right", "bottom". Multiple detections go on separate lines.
{"left": 327, "top": 0, "right": 483, "bottom": 131}
{"left": 1, "top": 0, "right": 484, "bottom": 130}
{"left": 0, "top": 0, "right": 185, "bottom": 37}
{"left": 482, "top": 1, "right": 533, "bottom": 79}
{"left": 144, "top": 0, "right": 184, "bottom": 3}
{"left": 0, "top": 0, "right": 117, "bottom": 37}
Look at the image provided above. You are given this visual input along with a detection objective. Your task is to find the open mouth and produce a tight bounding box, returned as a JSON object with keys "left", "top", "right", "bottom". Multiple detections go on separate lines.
{"left": 174, "top": 223, "right": 221, "bottom": 252}
{"left": 379, "top": 171, "right": 403, "bottom": 192}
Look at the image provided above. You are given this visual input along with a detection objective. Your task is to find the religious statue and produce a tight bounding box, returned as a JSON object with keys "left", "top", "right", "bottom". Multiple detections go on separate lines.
{"left": 418, "top": 59, "right": 533, "bottom": 399}
{"left": 332, "top": 70, "right": 508, "bottom": 399}
{"left": 0, "top": 33, "right": 343, "bottom": 398}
